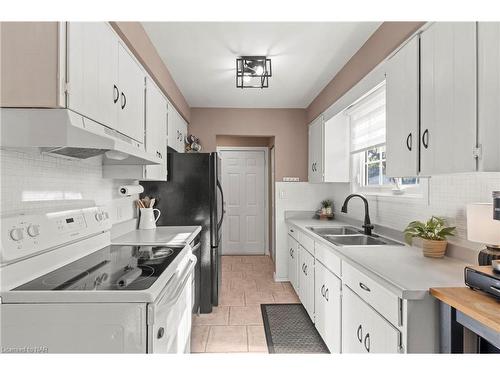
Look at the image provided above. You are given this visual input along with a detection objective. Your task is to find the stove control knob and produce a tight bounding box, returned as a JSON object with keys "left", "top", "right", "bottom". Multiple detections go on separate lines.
{"left": 9, "top": 228, "right": 24, "bottom": 241}
{"left": 27, "top": 224, "right": 40, "bottom": 237}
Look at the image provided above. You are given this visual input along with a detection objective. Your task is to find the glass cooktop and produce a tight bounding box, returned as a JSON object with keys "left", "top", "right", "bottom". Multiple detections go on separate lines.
{"left": 14, "top": 245, "right": 183, "bottom": 291}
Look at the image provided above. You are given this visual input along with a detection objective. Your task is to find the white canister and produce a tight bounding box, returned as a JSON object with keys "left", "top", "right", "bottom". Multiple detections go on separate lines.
{"left": 138, "top": 208, "right": 161, "bottom": 230}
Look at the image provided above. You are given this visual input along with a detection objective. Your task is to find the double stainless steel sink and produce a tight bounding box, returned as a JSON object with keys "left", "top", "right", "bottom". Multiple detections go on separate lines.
{"left": 307, "top": 226, "right": 404, "bottom": 247}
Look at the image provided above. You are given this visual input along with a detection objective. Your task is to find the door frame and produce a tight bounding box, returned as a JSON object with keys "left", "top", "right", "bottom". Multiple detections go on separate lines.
{"left": 216, "top": 146, "right": 270, "bottom": 255}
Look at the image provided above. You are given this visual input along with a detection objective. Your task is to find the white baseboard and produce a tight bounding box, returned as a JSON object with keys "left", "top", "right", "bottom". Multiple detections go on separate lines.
{"left": 273, "top": 273, "right": 289, "bottom": 282}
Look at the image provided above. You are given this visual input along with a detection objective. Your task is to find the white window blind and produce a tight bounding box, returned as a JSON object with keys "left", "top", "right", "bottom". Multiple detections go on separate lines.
{"left": 347, "top": 84, "right": 386, "bottom": 153}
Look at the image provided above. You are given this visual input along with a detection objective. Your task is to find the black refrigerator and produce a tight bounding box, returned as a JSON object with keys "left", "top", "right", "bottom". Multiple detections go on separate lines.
{"left": 140, "top": 152, "right": 224, "bottom": 314}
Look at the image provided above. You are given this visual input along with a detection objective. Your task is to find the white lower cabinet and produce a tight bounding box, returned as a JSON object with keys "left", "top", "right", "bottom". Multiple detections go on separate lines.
{"left": 342, "top": 286, "right": 401, "bottom": 353}
{"left": 298, "top": 245, "right": 315, "bottom": 321}
{"left": 314, "top": 261, "right": 341, "bottom": 353}
{"left": 287, "top": 235, "right": 299, "bottom": 292}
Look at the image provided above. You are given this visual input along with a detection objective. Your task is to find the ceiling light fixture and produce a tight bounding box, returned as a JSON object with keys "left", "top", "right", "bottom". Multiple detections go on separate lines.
{"left": 236, "top": 56, "right": 272, "bottom": 89}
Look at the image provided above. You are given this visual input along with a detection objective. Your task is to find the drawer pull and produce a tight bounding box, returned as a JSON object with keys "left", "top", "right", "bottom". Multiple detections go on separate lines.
{"left": 324, "top": 288, "right": 329, "bottom": 302}
{"left": 357, "top": 324, "right": 362, "bottom": 343}
{"left": 303, "top": 265, "right": 308, "bottom": 276}
{"left": 359, "top": 282, "right": 371, "bottom": 292}
{"left": 321, "top": 284, "right": 325, "bottom": 297}
{"left": 364, "top": 333, "right": 371, "bottom": 353}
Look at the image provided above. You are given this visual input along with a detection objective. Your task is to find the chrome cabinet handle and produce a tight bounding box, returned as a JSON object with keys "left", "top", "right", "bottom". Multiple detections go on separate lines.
{"left": 324, "top": 288, "right": 329, "bottom": 302}
{"left": 157, "top": 327, "right": 165, "bottom": 339}
{"left": 359, "top": 282, "right": 371, "bottom": 292}
{"left": 364, "top": 333, "right": 370, "bottom": 352}
{"left": 304, "top": 265, "right": 307, "bottom": 276}
{"left": 290, "top": 229, "right": 294, "bottom": 233}
{"left": 321, "top": 284, "right": 325, "bottom": 297}
{"left": 357, "top": 324, "right": 363, "bottom": 343}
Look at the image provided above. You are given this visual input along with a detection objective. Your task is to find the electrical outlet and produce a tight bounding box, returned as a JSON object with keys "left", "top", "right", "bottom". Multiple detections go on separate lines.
{"left": 282, "top": 177, "right": 300, "bottom": 182}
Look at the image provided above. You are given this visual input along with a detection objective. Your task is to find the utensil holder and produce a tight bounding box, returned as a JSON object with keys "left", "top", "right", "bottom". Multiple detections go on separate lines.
{"left": 138, "top": 208, "right": 161, "bottom": 230}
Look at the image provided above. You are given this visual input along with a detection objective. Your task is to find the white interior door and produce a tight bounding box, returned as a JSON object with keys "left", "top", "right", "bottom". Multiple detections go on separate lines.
{"left": 220, "top": 149, "right": 266, "bottom": 255}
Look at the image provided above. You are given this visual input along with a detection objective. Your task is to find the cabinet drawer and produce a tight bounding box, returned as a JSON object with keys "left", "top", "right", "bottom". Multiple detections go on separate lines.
{"left": 298, "top": 230, "right": 314, "bottom": 255}
{"left": 288, "top": 225, "right": 298, "bottom": 241}
{"left": 314, "top": 241, "right": 341, "bottom": 277}
{"left": 342, "top": 261, "right": 400, "bottom": 327}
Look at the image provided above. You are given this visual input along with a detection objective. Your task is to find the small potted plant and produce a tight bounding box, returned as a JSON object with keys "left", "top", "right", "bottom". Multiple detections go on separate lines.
{"left": 404, "top": 216, "right": 456, "bottom": 258}
{"left": 320, "top": 199, "right": 333, "bottom": 216}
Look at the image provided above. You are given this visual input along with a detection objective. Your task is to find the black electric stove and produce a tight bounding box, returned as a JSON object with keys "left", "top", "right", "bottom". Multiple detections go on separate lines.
{"left": 15, "top": 245, "right": 184, "bottom": 291}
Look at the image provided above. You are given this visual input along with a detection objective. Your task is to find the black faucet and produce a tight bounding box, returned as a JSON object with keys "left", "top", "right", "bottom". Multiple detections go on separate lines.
{"left": 340, "top": 194, "right": 374, "bottom": 236}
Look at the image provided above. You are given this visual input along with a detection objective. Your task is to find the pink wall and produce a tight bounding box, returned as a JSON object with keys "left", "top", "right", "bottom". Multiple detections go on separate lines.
{"left": 306, "top": 22, "right": 425, "bottom": 123}
{"left": 189, "top": 108, "right": 307, "bottom": 181}
{"left": 110, "top": 22, "right": 191, "bottom": 122}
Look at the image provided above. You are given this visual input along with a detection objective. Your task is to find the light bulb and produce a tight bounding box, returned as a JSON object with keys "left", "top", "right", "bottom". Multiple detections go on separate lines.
{"left": 255, "top": 65, "right": 264, "bottom": 75}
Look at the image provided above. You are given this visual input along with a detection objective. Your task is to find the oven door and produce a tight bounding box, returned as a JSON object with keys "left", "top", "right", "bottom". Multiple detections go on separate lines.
{"left": 148, "top": 254, "right": 197, "bottom": 353}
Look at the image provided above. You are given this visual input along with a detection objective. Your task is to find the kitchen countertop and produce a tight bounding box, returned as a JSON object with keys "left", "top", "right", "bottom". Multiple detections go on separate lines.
{"left": 286, "top": 218, "right": 469, "bottom": 300}
{"left": 112, "top": 226, "right": 202, "bottom": 247}
{"left": 430, "top": 287, "right": 500, "bottom": 332}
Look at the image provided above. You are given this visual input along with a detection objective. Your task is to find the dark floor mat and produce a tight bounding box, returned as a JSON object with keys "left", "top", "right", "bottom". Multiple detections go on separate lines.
{"left": 261, "top": 303, "right": 330, "bottom": 353}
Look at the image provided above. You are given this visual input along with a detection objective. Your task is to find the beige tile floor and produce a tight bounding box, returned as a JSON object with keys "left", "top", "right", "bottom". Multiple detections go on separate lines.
{"left": 191, "top": 255, "right": 300, "bottom": 353}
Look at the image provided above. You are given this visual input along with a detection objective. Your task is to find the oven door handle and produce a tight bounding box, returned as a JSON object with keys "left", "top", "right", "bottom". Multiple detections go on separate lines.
{"left": 157, "top": 256, "right": 197, "bottom": 308}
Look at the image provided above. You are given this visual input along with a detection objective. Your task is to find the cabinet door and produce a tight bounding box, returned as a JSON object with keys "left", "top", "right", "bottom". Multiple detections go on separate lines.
{"left": 314, "top": 261, "right": 341, "bottom": 353}
{"left": 478, "top": 22, "right": 500, "bottom": 172}
{"left": 420, "top": 22, "right": 477, "bottom": 175}
{"left": 287, "top": 235, "right": 298, "bottom": 292}
{"left": 342, "top": 286, "right": 401, "bottom": 354}
{"left": 117, "top": 43, "right": 145, "bottom": 143}
{"left": 143, "top": 77, "right": 167, "bottom": 181}
{"left": 323, "top": 113, "right": 350, "bottom": 182}
{"left": 298, "top": 245, "right": 315, "bottom": 321}
{"left": 177, "top": 113, "right": 187, "bottom": 153}
{"left": 385, "top": 35, "right": 419, "bottom": 178}
{"left": 308, "top": 116, "right": 324, "bottom": 183}
{"left": 67, "top": 22, "right": 118, "bottom": 129}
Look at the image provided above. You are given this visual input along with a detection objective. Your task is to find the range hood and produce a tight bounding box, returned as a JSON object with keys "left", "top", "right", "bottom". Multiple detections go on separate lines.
{"left": 0, "top": 109, "right": 160, "bottom": 165}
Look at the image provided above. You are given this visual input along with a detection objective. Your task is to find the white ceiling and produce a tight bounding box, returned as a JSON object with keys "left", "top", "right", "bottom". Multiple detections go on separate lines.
{"left": 142, "top": 22, "right": 381, "bottom": 108}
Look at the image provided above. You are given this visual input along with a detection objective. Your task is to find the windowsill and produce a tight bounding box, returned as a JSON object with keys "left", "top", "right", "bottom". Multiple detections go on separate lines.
{"left": 360, "top": 190, "right": 425, "bottom": 200}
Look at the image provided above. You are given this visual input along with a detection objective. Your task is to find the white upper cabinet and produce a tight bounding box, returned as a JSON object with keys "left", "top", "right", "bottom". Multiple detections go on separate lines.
{"left": 143, "top": 77, "right": 168, "bottom": 180}
{"left": 477, "top": 22, "right": 500, "bottom": 171}
{"left": 308, "top": 115, "right": 324, "bottom": 183}
{"left": 420, "top": 22, "right": 477, "bottom": 175}
{"left": 308, "top": 113, "right": 350, "bottom": 183}
{"left": 67, "top": 22, "right": 118, "bottom": 129}
{"left": 385, "top": 35, "right": 420, "bottom": 178}
{"left": 168, "top": 105, "right": 187, "bottom": 153}
{"left": 67, "top": 22, "right": 146, "bottom": 143}
{"left": 117, "top": 44, "right": 146, "bottom": 142}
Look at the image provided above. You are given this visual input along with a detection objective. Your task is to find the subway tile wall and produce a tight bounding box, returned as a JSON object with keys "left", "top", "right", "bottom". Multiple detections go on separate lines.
{"left": 330, "top": 172, "right": 500, "bottom": 241}
{"left": 0, "top": 149, "right": 137, "bottom": 222}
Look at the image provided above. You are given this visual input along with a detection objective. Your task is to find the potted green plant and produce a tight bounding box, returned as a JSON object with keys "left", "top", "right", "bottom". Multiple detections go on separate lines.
{"left": 404, "top": 216, "right": 456, "bottom": 258}
{"left": 321, "top": 199, "right": 333, "bottom": 215}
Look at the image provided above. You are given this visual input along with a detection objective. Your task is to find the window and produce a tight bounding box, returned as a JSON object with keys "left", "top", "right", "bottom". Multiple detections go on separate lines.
{"left": 347, "top": 82, "right": 421, "bottom": 195}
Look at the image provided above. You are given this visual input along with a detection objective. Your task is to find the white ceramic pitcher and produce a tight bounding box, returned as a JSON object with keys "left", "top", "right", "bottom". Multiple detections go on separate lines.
{"left": 138, "top": 207, "right": 161, "bottom": 230}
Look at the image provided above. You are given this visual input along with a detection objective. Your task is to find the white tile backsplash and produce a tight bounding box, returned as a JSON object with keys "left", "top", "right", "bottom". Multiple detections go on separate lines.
{"left": 0, "top": 148, "right": 138, "bottom": 222}
{"left": 330, "top": 172, "right": 500, "bottom": 241}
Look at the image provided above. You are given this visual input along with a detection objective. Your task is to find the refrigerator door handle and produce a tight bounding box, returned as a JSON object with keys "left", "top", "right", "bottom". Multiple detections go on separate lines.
{"left": 217, "top": 180, "right": 225, "bottom": 230}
